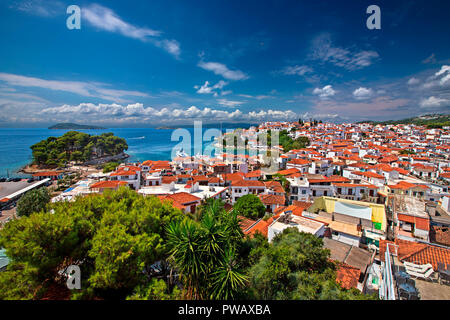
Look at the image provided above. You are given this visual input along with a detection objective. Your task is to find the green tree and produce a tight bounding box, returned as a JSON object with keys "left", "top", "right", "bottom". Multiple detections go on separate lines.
{"left": 0, "top": 262, "right": 40, "bottom": 300}
{"left": 30, "top": 131, "right": 128, "bottom": 166}
{"left": 233, "top": 194, "right": 266, "bottom": 220}
{"left": 127, "top": 278, "right": 181, "bottom": 300}
{"left": 103, "top": 161, "right": 119, "bottom": 173}
{"left": 16, "top": 187, "right": 51, "bottom": 217}
{"left": 0, "top": 187, "right": 183, "bottom": 300}
{"left": 246, "top": 228, "right": 376, "bottom": 300}
{"left": 166, "top": 199, "right": 247, "bottom": 300}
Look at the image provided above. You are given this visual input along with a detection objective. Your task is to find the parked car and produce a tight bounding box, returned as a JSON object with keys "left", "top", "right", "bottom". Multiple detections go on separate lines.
{"left": 0, "top": 178, "right": 6, "bottom": 182}
{"left": 27, "top": 178, "right": 34, "bottom": 183}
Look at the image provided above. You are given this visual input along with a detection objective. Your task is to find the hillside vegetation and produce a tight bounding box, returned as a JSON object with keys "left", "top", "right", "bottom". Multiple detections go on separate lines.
{"left": 30, "top": 131, "right": 128, "bottom": 167}
{"left": 359, "top": 114, "right": 450, "bottom": 128}
{"left": 48, "top": 123, "right": 106, "bottom": 130}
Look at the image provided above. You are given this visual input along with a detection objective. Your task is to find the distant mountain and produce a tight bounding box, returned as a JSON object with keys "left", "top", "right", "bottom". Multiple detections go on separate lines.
{"left": 49, "top": 123, "right": 106, "bottom": 130}
{"left": 357, "top": 114, "right": 450, "bottom": 128}
{"left": 155, "top": 122, "right": 259, "bottom": 130}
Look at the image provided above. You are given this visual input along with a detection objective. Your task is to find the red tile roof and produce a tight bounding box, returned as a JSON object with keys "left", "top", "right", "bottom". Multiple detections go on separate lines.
{"left": 292, "top": 200, "right": 313, "bottom": 210}
{"left": 162, "top": 176, "right": 177, "bottom": 184}
{"left": 244, "top": 217, "right": 274, "bottom": 238}
{"left": 245, "top": 170, "right": 261, "bottom": 178}
{"left": 277, "top": 168, "right": 300, "bottom": 176}
{"left": 238, "top": 215, "right": 257, "bottom": 233}
{"left": 397, "top": 213, "right": 430, "bottom": 231}
{"left": 231, "top": 180, "right": 265, "bottom": 187}
{"left": 165, "top": 192, "right": 201, "bottom": 204}
{"left": 264, "top": 180, "right": 284, "bottom": 193}
{"left": 379, "top": 239, "right": 450, "bottom": 270}
{"left": 288, "top": 158, "right": 310, "bottom": 165}
{"left": 401, "top": 245, "right": 450, "bottom": 270}
{"left": 336, "top": 263, "right": 361, "bottom": 290}
{"left": 259, "top": 194, "right": 285, "bottom": 205}
{"left": 89, "top": 180, "right": 128, "bottom": 189}
{"left": 32, "top": 171, "right": 62, "bottom": 177}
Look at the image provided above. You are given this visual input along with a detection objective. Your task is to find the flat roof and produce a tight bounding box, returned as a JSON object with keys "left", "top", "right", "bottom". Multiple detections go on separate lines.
{"left": 138, "top": 184, "right": 227, "bottom": 200}
{"left": 2, "top": 178, "right": 50, "bottom": 200}
{"left": 270, "top": 215, "right": 324, "bottom": 235}
{"left": 402, "top": 196, "right": 428, "bottom": 218}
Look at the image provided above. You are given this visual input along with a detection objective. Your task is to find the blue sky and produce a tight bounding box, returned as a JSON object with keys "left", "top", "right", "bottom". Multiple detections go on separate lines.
{"left": 0, "top": 0, "right": 449, "bottom": 127}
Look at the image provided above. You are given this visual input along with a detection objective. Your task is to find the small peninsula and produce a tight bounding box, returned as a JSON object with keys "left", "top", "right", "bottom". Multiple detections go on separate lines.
{"left": 49, "top": 123, "right": 107, "bottom": 130}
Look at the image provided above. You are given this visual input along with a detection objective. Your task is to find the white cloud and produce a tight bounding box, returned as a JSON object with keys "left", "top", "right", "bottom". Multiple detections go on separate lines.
{"left": 422, "top": 65, "right": 450, "bottom": 90}
{"left": 419, "top": 96, "right": 450, "bottom": 108}
{"left": 300, "top": 112, "right": 340, "bottom": 120}
{"left": 353, "top": 87, "right": 373, "bottom": 100}
{"left": 194, "top": 80, "right": 228, "bottom": 96}
{"left": 83, "top": 4, "right": 180, "bottom": 58}
{"left": 281, "top": 65, "right": 313, "bottom": 76}
{"left": 435, "top": 65, "right": 450, "bottom": 86}
{"left": 407, "top": 77, "right": 420, "bottom": 85}
{"left": 310, "top": 33, "right": 379, "bottom": 71}
{"left": 197, "top": 61, "right": 248, "bottom": 80}
{"left": 156, "top": 39, "right": 181, "bottom": 58}
{"left": 248, "top": 109, "right": 297, "bottom": 119}
{"left": 237, "top": 94, "right": 272, "bottom": 100}
{"left": 35, "top": 103, "right": 298, "bottom": 124}
{"left": 0, "top": 72, "right": 149, "bottom": 102}
{"left": 10, "top": 0, "right": 64, "bottom": 17}
{"left": 312, "top": 85, "right": 336, "bottom": 99}
{"left": 216, "top": 99, "right": 244, "bottom": 108}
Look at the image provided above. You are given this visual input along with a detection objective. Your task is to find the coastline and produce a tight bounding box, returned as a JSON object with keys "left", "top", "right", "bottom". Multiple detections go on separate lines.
{"left": 18, "top": 152, "right": 130, "bottom": 175}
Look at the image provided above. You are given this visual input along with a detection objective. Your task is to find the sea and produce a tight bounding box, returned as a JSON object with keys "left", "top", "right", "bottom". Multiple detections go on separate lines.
{"left": 0, "top": 124, "right": 255, "bottom": 178}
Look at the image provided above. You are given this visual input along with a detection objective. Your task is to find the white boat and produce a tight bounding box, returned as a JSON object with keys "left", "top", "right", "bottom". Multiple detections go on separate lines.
{"left": 176, "top": 148, "right": 189, "bottom": 158}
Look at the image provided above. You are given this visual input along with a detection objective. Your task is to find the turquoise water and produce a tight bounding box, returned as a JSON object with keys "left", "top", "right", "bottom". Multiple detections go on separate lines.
{"left": 0, "top": 127, "right": 231, "bottom": 178}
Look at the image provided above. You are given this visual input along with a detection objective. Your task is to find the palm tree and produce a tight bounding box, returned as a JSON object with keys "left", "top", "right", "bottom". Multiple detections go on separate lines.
{"left": 166, "top": 219, "right": 205, "bottom": 299}
{"left": 166, "top": 199, "right": 248, "bottom": 300}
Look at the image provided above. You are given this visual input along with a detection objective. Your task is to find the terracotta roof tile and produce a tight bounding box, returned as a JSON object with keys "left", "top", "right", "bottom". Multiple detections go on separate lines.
{"left": 90, "top": 180, "right": 128, "bottom": 189}
{"left": 336, "top": 263, "right": 361, "bottom": 290}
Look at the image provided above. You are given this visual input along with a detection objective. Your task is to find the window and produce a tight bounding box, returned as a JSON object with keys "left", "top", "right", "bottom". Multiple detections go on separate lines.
{"left": 302, "top": 190, "right": 306, "bottom": 194}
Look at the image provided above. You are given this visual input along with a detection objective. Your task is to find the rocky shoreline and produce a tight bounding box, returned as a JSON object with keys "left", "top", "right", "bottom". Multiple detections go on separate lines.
{"left": 18, "top": 152, "right": 130, "bottom": 174}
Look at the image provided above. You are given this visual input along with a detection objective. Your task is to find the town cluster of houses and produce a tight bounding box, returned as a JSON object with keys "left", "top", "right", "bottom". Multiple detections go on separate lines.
{"left": 41, "top": 120, "right": 450, "bottom": 299}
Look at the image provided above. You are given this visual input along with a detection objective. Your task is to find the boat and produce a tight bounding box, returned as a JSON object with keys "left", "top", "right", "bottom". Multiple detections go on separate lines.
{"left": 176, "top": 148, "right": 189, "bottom": 158}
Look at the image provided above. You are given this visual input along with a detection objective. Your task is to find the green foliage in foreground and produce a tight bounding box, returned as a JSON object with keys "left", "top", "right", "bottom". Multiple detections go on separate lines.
{"left": 167, "top": 199, "right": 247, "bottom": 300}
{"left": 0, "top": 191, "right": 377, "bottom": 300}
{"left": 233, "top": 194, "right": 266, "bottom": 220}
{"left": 0, "top": 187, "right": 183, "bottom": 300}
{"left": 16, "top": 187, "right": 50, "bottom": 217}
{"left": 245, "top": 228, "right": 378, "bottom": 300}
{"left": 30, "top": 131, "right": 128, "bottom": 167}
